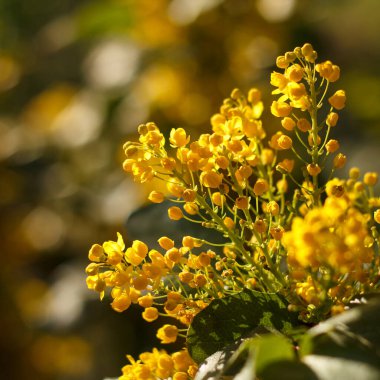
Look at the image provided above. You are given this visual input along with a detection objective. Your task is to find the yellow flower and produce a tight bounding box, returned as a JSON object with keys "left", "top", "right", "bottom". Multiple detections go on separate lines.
{"left": 132, "top": 274, "right": 149, "bottom": 290}
{"left": 172, "top": 349, "right": 194, "bottom": 372}
{"left": 328, "top": 90, "right": 346, "bottom": 110}
{"left": 142, "top": 307, "right": 159, "bottom": 322}
{"left": 276, "top": 55, "right": 289, "bottom": 69}
{"left": 277, "top": 158, "right": 294, "bottom": 173}
{"left": 125, "top": 240, "right": 148, "bottom": 266}
{"left": 325, "top": 139, "right": 340, "bottom": 153}
{"left": 316, "top": 60, "right": 340, "bottom": 82}
{"left": 223, "top": 216, "right": 235, "bottom": 230}
{"left": 363, "top": 172, "right": 378, "bottom": 186}
{"left": 374, "top": 209, "right": 380, "bottom": 224}
{"left": 266, "top": 201, "right": 280, "bottom": 216}
{"left": 277, "top": 134, "right": 293, "bottom": 150}
{"left": 199, "top": 170, "right": 223, "bottom": 188}
{"left": 156, "top": 324, "right": 178, "bottom": 344}
{"left": 211, "top": 192, "right": 225, "bottom": 206}
{"left": 333, "top": 153, "right": 347, "bottom": 169}
{"left": 88, "top": 243, "right": 104, "bottom": 262}
{"left": 103, "top": 233, "right": 125, "bottom": 265}
{"left": 286, "top": 64, "right": 304, "bottom": 82}
{"left": 281, "top": 117, "right": 296, "bottom": 131}
{"left": 111, "top": 293, "right": 131, "bottom": 312}
{"left": 138, "top": 294, "right": 154, "bottom": 308}
{"left": 307, "top": 163, "right": 322, "bottom": 176}
{"left": 253, "top": 178, "right": 269, "bottom": 196}
{"left": 184, "top": 202, "right": 199, "bottom": 215}
{"left": 326, "top": 112, "right": 339, "bottom": 127}
{"left": 271, "top": 100, "right": 292, "bottom": 117}
{"left": 148, "top": 191, "right": 165, "bottom": 203}
{"left": 297, "top": 118, "right": 311, "bottom": 132}
{"left": 169, "top": 128, "right": 190, "bottom": 148}
{"left": 168, "top": 206, "right": 183, "bottom": 220}
{"left": 158, "top": 236, "right": 175, "bottom": 250}
{"left": 287, "top": 82, "right": 306, "bottom": 100}
{"left": 167, "top": 180, "right": 185, "bottom": 198}
{"left": 235, "top": 196, "right": 249, "bottom": 210}
{"left": 270, "top": 72, "right": 288, "bottom": 90}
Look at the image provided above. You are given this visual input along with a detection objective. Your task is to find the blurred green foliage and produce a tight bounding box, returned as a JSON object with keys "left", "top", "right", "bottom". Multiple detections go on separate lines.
{"left": 0, "top": 0, "right": 379, "bottom": 379}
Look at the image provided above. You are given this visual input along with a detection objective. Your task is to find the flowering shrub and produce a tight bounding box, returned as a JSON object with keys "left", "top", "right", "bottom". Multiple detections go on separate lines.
{"left": 86, "top": 43, "right": 380, "bottom": 379}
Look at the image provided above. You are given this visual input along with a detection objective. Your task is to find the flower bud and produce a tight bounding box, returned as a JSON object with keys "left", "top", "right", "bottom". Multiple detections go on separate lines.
{"left": 307, "top": 163, "right": 322, "bottom": 176}
{"left": 168, "top": 207, "right": 183, "bottom": 220}
{"left": 301, "top": 43, "right": 314, "bottom": 57}
{"left": 374, "top": 209, "right": 380, "bottom": 224}
{"left": 297, "top": 118, "right": 311, "bottom": 132}
{"left": 223, "top": 217, "right": 235, "bottom": 230}
{"left": 142, "top": 307, "right": 159, "bottom": 322}
{"left": 325, "top": 139, "right": 340, "bottom": 153}
{"left": 248, "top": 88, "right": 262, "bottom": 103}
{"left": 281, "top": 117, "right": 296, "bottom": 131}
{"left": 158, "top": 236, "right": 175, "bottom": 250}
{"left": 148, "top": 190, "right": 165, "bottom": 203}
{"left": 211, "top": 192, "right": 225, "bottom": 206}
{"left": 328, "top": 90, "right": 346, "bottom": 110}
{"left": 253, "top": 179, "right": 269, "bottom": 196}
{"left": 278, "top": 135, "right": 293, "bottom": 150}
{"left": 200, "top": 171, "right": 223, "bottom": 188}
{"left": 349, "top": 167, "right": 360, "bottom": 180}
{"left": 333, "top": 153, "right": 347, "bottom": 169}
{"left": 184, "top": 202, "right": 199, "bottom": 215}
{"left": 235, "top": 196, "right": 249, "bottom": 210}
{"left": 169, "top": 128, "right": 189, "bottom": 147}
{"left": 254, "top": 218, "right": 267, "bottom": 234}
{"left": 270, "top": 226, "right": 284, "bottom": 240}
{"left": 287, "top": 64, "right": 304, "bottom": 82}
{"left": 364, "top": 172, "right": 378, "bottom": 186}
{"left": 182, "top": 189, "right": 196, "bottom": 202}
{"left": 276, "top": 55, "right": 289, "bottom": 69}
{"left": 271, "top": 101, "right": 292, "bottom": 117}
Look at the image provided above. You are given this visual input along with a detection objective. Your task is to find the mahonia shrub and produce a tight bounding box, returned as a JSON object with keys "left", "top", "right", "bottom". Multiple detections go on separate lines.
{"left": 85, "top": 43, "right": 380, "bottom": 380}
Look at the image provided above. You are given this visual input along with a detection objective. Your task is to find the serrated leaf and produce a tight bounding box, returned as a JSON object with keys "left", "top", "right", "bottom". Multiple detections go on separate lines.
{"left": 187, "top": 289, "right": 299, "bottom": 363}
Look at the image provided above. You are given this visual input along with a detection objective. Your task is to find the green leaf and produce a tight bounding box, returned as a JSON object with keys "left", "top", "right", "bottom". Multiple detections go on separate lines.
{"left": 253, "top": 334, "right": 295, "bottom": 375}
{"left": 298, "top": 295, "right": 380, "bottom": 380}
{"left": 258, "top": 360, "right": 318, "bottom": 380}
{"left": 302, "top": 355, "right": 380, "bottom": 380}
{"left": 75, "top": 2, "right": 134, "bottom": 39}
{"left": 195, "top": 334, "right": 299, "bottom": 380}
{"left": 187, "top": 289, "right": 299, "bottom": 363}
{"left": 304, "top": 294, "right": 380, "bottom": 355}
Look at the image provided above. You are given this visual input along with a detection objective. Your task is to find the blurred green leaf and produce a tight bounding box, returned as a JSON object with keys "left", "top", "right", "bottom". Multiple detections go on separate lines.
{"left": 253, "top": 334, "right": 295, "bottom": 375}
{"left": 75, "top": 1, "right": 134, "bottom": 38}
{"left": 298, "top": 295, "right": 380, "bottom": 380}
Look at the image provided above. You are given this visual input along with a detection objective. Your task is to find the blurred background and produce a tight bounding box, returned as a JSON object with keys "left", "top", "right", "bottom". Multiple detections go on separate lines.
{"left": 1, "top": 0, "right": 380, "bottom": 379}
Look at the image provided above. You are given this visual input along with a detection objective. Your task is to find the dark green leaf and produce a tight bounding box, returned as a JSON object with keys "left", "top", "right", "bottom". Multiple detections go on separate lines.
{"left": 187, "top": 289, "right": 299, "bottom": 363}
{"left": 259, "top": 361, "right": 318, "bottom": 380}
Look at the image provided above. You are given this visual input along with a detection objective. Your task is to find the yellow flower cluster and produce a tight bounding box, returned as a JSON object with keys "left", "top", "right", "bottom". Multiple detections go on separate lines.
{"left": 120, "top": 348, "right": 197, "bottom": 380}
{"left": 86, "top": 43, "right": 380, "bottom": 378}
